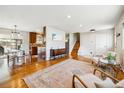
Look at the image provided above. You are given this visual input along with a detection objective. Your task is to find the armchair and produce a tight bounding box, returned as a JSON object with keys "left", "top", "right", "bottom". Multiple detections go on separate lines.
{"left": 72, "top": 68, "right": 119, "bottom": 88}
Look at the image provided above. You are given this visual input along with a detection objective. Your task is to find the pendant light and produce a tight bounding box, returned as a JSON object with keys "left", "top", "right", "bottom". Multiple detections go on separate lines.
{"left": 11, "top": 25, "right": 20, "bottom": 39}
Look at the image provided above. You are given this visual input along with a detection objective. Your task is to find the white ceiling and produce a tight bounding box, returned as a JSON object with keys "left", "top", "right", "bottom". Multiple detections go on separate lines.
{"left": 0, "top": 5, "right": 123, "bottom": 33}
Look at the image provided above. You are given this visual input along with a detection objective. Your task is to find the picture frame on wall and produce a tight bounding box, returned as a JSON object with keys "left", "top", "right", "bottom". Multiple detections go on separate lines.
{"left": 52, "top": 33, "right": 62, "bottom": 41}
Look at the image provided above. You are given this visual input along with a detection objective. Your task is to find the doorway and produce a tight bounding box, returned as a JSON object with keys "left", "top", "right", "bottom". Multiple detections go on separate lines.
{"left": 65, "top": 33, "right": 69, "bottom": 54}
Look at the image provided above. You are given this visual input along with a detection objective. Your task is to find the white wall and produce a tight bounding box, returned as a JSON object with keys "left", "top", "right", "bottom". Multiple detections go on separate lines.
{"left": 21, "top": 32, "right": 29, "bottom": 54}
{"left": 69, "top": 33, "right": 77, "bottom": 54}
{"left": 78, "top": 29, "right": 114, "bottom": 56}
{"left": 114, "top": 12, "right": 124, "bottom": 66}
{"left": 46, "top": 27, "right": 65, "bottom": 60}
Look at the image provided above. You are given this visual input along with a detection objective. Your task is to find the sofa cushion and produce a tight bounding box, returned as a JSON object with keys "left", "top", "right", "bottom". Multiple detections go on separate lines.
{"left": 94, "top": 78, "right": 115, "bottom": 88}
{"left": 74, "top": 73, "right": 124, "bottom": 88}
{"left": 115, "top": 80, "right": 124, "bottom": 88}
{"left": 74, "top": 73, "right": 102, "bottom": 88}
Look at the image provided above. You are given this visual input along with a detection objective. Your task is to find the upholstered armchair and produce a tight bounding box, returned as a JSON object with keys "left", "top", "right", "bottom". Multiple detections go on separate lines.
{"left": 72, "top": 68, "right": 123, "bottom": 88}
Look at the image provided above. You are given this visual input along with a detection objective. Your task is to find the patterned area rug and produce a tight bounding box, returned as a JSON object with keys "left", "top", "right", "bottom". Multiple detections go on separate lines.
{"left": 23, "top": 59, "right": 94, "bottom": 88}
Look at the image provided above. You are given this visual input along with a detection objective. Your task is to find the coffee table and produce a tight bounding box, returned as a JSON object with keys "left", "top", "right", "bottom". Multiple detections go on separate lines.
{"left": 98, "top": 58, "right": 119, "bottom": 78}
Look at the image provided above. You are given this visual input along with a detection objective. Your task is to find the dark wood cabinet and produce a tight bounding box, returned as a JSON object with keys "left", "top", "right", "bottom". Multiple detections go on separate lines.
{"left": 50, "top": 48, "right": 66, "bottom": 59}
{"left": 29, "top": 27, "right": 46, "bottom": 57}
{"left": 29, "top": 32, "right": 36, "bottom": 43}
{"left": 31, "top": 47, "right": 37, "bottom": 55}
{"left": 29, "top": 32, "right": 37, "bottom": 55}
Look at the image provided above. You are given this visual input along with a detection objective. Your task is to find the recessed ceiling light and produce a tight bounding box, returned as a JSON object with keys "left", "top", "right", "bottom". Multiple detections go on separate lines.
{"left": 79, "top": 24, "right": 82, "bottom": 27}
{"left": 67, "top": 15, "right": 71, "bottom": 18}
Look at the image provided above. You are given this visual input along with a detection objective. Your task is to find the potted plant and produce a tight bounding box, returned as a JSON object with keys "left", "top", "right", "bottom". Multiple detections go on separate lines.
{"left": 107, "top": 52, "right": 116, "bottom": 64}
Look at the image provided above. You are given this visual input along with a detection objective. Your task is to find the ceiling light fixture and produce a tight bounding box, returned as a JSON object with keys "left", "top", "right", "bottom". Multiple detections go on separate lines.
{"left": 90, "top": 29, "right": 95, "bottom": 32}
{"left": 67, "top": 15, "right": 71, "bottom": 18}
{"left": 79, "top": 24, "right": 82, "bottom": 27}
{"left": 11, "top": 25, "right": 21, "bottom": 39}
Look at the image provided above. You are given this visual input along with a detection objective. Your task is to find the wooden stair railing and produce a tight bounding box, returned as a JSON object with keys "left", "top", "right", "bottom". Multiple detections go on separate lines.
{"left": 71, "top": 41, "right": 80, "bottom": 56}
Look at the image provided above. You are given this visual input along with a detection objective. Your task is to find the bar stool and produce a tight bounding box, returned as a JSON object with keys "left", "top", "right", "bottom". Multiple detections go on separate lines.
{"left": 7, "top": 54, "right": 16, "bottom": 68}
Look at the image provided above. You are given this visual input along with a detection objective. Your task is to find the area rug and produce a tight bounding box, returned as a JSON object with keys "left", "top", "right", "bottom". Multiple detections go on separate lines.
{"left": 23, "top": 59, "right": 94, "bottom": 88}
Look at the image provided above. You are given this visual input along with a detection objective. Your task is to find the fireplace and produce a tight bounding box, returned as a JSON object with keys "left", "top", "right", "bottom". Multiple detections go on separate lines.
{"left": 0, "top": 46, "right": 4, "bottom": 55}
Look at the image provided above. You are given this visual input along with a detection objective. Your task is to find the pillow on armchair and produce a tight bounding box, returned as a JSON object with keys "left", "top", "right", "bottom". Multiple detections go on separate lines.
{"left": 94, "top": 78, "right": 124, "bottom": 88}
{"left": 116, "top": 80, "right": 124, "bottom": 88}
{"left": 94, "top": 78, "right": 115, "bottom": 88}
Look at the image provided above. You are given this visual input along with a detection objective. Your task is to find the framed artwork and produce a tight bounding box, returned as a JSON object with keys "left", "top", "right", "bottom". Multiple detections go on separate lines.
{"left": 52, "top": 33, "right": 63, "bottom": 41}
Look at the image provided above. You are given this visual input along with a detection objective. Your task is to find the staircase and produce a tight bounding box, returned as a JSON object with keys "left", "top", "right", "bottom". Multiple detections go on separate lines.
{"left": 71, "top": 41, "right": 80, "bottom": 57}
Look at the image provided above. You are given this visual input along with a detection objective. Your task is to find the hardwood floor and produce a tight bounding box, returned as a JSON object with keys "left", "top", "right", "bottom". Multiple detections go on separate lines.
{"left": 0, "top": 55, "right": 90, "bottom": 88}
{"left": 0, "top": 55, "right": 124, "bottom": 88}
